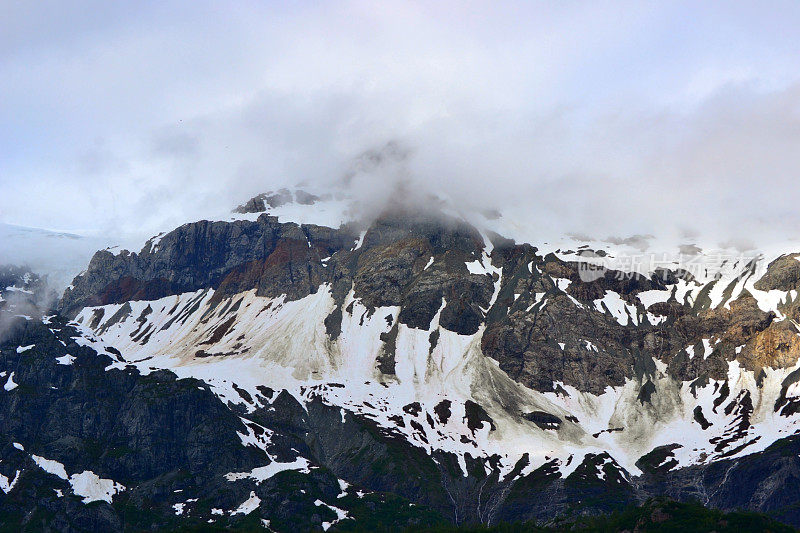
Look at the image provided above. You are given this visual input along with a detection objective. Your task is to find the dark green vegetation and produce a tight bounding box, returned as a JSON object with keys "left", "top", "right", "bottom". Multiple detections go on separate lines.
{"left": 423, "top": 499, "right": 796, "bottom": 533}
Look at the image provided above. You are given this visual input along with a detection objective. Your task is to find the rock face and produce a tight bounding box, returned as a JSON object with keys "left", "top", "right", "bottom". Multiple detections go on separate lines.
{"left": 4, "top": 316, "right": 800, "bottom": 530}
{"left": 233, "top": 189, "right": 323, "bottom": 214}
{"left": 754, "top": 254, "right": 800, "bottom": 291}
{"left": 9, "top": 194, "right": 800, "bottom": 530}
{"left": 0, "top": 315, "right": 446, "bottom": 531}
{"left": 59, "top": 216, "right": 359, "bottom": 317}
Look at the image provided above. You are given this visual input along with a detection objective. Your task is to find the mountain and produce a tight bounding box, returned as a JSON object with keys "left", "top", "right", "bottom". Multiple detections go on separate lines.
{"left": 4, "top": 187, "right": 800, "bottom": 531}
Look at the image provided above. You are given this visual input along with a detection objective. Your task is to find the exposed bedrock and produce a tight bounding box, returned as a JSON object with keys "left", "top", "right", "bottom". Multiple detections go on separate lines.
{"left": 58, "top": 205, "right": 800, "bottom": 396}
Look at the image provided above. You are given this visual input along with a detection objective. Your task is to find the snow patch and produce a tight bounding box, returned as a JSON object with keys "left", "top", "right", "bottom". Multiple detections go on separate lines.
{"left": 3, "top": 373, "right": 18, "bottom": 391}
{"left": 32, "top": 455, "right": 124, "bottom": 503}
{"left": 232, "top": 491, "right": 261, "bottom": 515}
{"left": 69, "top": 470, "right": 125, "bottom": 504}
{"left": 225, "top": 457, "right": 311, "bottom": 484}
{"left": 0, "top": 468, "right": 20, "bottom": 494}
{"left": 56, "top": 354, "right": 77, "bottom": 365}
{"left": 31, "top": 455, "right": 68, "bottom": 480}
{"left": 314, "top": 499, "right": 350, "bottom": 531}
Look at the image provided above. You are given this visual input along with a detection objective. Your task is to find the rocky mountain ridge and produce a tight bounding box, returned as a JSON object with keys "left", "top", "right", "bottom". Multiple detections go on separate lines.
{"left": 5, "top": 188, "right": 800, "bottom": 530}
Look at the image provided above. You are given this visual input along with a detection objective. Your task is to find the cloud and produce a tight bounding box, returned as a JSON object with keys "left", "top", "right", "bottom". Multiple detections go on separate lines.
{"left": 2, "top": 1, "right": 800, "bottom": 257}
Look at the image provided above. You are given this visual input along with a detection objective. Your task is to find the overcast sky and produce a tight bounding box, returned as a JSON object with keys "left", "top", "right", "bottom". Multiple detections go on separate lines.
{"left": 3, "top": 1, "right": 800, "bottom": 246}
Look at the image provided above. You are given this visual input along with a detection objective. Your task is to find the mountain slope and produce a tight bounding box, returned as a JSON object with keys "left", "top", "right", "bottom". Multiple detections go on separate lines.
{"left": 5, "top": 188, "right": 800, "bottom": 529}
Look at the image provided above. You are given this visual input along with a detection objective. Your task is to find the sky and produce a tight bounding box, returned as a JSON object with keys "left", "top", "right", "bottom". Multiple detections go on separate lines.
{"left": 3, "top": 1, "right": 800, "bottom": 252}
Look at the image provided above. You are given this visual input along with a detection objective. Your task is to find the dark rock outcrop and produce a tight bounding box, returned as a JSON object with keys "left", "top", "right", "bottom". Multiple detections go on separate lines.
{"left": 755, "top": 254, "right": 800, "bottom": 292}
{"left": 59, "top": 204, "right": 800, "bottom": 395}
{"left": 0, "top": 315, "right": 447, "bottom": 532}
{"left": 59, "top": 216, "right": 359, "bottom": 317}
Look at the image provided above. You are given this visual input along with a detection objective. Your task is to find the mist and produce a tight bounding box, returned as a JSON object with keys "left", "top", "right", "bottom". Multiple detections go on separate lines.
{"left": 0, "top": 265, "right": 59, "bottom": 342}
{"left": 3, "top": 1, "right": 800, "bottom": 265}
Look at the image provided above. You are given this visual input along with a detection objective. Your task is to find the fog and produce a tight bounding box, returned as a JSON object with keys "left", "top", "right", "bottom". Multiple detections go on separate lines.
{"left": 3, "top": 1, "right": 800, "bottom": 273}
